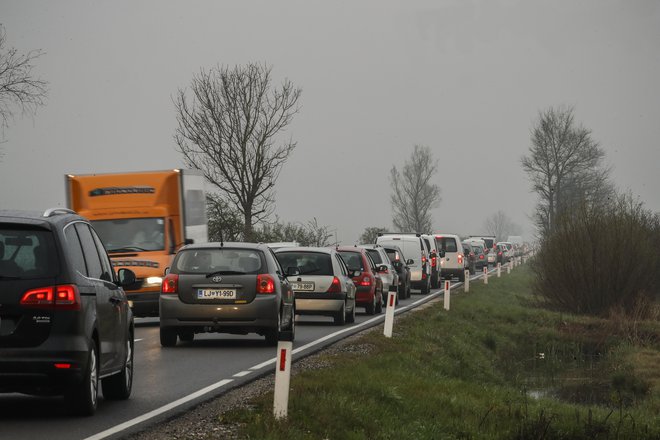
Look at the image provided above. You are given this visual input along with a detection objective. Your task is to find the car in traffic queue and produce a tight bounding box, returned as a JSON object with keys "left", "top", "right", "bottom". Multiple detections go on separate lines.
{"left": 435, "top": 233, "right": 467, "bottom": 281}
{"left": 336, "top": 246, "right": 384, "bottom": 315}
{"left": 462, "top": 241, "right": 477, "bottom": 275}
{"left": 380, "top": 244, "right": 411, "bottom": 299}
{"left": 358, "top": 244, "right": 400, "bottom": 305}
{"left": 159, "top": 242, "right": 296, "bottom": 346}
{"left": 471, "top": 242, "right": 488, "bottom": 271}
{"left": 0, "top": 208, "right": 136, "bottom": 416}
{"left": 421, "top": 234, "right": 441, "bottom": 289}
{"left": 375, "top": 233, "right": 431, "bottom": 294}
{"left": 274, "top": 247, "right": 357, "bottom": 325}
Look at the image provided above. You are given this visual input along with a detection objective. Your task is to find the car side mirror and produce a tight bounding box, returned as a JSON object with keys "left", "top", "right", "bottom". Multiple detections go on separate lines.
{"left": 116, "top": 268, "right": 136, "bottom": 287}
{"left": 184, "top": 238, "right": 194, "bottom": 245}
{"left": 286, "top": 266, "right": 300, "bottom": 277}
{"left": 392, "top": 261, "right": 402, "bottom": 270}
{"left": 350, "top": 270, "right": 362, "bottom": 278}
{"left": 406, "top": 259, "right": 414, "bottom": 265}
{"left": 378, "top": 264, "right": 388, "bottom": 272}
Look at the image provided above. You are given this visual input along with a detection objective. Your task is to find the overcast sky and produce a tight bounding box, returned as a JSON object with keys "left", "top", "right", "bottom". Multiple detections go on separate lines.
{"left": 2, "top": 0, "right": 659, "bottom": 244}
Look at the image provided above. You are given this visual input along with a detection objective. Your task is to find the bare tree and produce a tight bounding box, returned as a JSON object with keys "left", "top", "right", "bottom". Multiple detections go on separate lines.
{"left": 174, "top": 63, "right": 301, "bottom": 241}
{"left": 521, "top": 106, "right": 611, "bottom": 235}
{"left": 0, "top": 24, "right": 48, "bottom": 151}
{"left": 483, "top": 210, "right": 521, "bottom": 243}
{"left": 390, "top": 145, "right": 440, "bottom": 233}
{"left": 359, "top": 226, "right": 389, "bottom": 244}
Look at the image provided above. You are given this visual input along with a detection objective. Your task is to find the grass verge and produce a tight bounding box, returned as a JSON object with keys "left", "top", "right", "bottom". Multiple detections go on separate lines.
{"left": 226, "top": 265, "right": 660, "bottom": 439}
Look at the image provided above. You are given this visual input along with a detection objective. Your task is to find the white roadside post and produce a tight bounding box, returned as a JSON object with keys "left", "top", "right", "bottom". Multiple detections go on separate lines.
{"left": 483, "top": 266, "right": 488, "bottom": 284}
{"left": 273, "top": 325, "right": 294, "bottom": 419}
{"left": 384, "top": 287, "right": 397, "bottom": 338}
{"left": 444, "top": 280, "right": 450, "bottom": 310}
{"left": 507, "top": 261, "right": 511, "bottom": 274}
{"left": 497, "top": 262, "right": 501, "bottom": 278}
{"left": 464, "top": 270, "right": 470, "bottom": 293}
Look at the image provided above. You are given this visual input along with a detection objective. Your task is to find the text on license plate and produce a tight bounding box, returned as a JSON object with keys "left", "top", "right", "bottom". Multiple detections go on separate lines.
{"left": 197, "top": 289, "right": 237, "bottom": 299}
{"left": 291, "top": 282, "right": 315, "bottom": 291}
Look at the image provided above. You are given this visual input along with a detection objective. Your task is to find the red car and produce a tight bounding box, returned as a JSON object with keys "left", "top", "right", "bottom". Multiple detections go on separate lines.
{"left": 336, "top": 246, "right": 384, "bottom": 315}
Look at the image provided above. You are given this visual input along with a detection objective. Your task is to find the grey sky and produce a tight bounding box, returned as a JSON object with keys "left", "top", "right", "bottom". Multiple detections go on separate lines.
{"left": 2, "top": 0, "right": 659, "bottom": 244}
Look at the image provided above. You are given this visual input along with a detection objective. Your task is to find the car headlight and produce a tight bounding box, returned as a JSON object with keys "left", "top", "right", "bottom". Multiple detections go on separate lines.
{"left": 144, "top": 276, "right": 163, "bottom": 287}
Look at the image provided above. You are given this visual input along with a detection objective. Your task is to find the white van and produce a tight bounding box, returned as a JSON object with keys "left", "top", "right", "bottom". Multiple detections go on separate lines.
{"left": 434, "top": 233, "right": 467, "bottom": 281}
{"left": 375, "top": 233, "right": 431, "bottom": 294}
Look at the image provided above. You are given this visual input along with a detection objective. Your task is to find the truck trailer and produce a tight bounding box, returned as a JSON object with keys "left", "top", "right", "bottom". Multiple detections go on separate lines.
{"left": 65, "top": 169, "right": 207, "bottom": 316}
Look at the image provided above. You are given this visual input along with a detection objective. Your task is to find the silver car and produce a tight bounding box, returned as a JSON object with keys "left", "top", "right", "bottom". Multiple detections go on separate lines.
{"left": 358, "top": 244, "right": 400, "bottom": 304}
{"left": 159, "top": 242, "right": 295, "bottom": 346}
{"left": 275, "top": 247, "right": 357, "bottom": 325}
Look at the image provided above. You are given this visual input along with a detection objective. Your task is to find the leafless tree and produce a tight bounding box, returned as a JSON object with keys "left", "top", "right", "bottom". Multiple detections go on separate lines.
{"left": 359, "top": 226, "right": 389, "bottom": 244}
{"left": 521, "top": 106, "right": 612, "bottom": 235}
{"left": 390, "top": 145, "right": 441, "bottom": 233}
{"left": 0, "top": 24, "right": 48, "bottom": 152}
{"left": 483, "top": 210, "right": 521, "bottom": 243}
{"left": 174, "top": 63, "right": 301, "bottom": 241}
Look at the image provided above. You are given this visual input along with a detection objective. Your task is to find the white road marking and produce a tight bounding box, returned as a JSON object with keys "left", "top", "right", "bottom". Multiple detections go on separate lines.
{"left": 232, "top": 371, "right": 252, "bottom": 378}
{"left": 83, "top": 379, "right": 234, "bottom": 440}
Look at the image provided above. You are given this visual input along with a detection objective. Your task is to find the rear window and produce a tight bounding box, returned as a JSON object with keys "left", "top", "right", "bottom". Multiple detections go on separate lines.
{"left": 365, "top": 249, "right": 383, "bottom": 264}
{"left": 276, "top": 251, "right": 333, "bottom": 276}
{"left": 0, "top": 226, "right": 59, "bottom": 279}
{"left": 439, "top": 237, "right": 458, "bottom": 252}
{"left": 175, "top": 248, "right": 264, "bottom": 274}
{"left": 338, "top": 251, "right": 365, "bottom": 271}
{"left": 384, "top": 248, "right": 400, "bottom": 262}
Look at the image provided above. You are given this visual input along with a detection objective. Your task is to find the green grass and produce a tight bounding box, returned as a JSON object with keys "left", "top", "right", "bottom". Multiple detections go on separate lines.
{"left": 225, "top": 266, "right": 660, "bottom": 439}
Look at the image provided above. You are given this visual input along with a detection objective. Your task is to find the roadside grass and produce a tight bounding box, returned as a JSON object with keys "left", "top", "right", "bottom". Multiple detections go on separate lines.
{"left": 225, "top": 266, "right": 660, "bottom": 439}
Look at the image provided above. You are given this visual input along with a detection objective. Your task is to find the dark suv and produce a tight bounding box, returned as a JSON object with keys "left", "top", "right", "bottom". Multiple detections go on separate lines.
{"left": 0, "top": 208, "right": 136, "bottom": 415}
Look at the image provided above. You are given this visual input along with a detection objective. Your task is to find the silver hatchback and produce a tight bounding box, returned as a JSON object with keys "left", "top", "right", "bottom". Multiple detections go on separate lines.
{"left": 159, "top": 243, "right": 295, "bottom": 346}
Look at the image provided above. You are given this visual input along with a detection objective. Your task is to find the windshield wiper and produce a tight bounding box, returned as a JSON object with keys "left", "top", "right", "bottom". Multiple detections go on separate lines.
{"left": 108, "top": 246, "right": 149, "bottom": 253}
{"left": 205, "top": 270, "right": 246, "bottom": 277}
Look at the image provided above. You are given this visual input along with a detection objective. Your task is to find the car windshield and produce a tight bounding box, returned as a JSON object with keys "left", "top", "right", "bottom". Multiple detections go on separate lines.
{"left": 338, "top": 251, "right": 365, "bottom": 271}
{"left": 439, "top": 237, "right": 458, "bottom": 252}
{"left": 93, "top": 218, "right": 165, "bottom": 252}
{"left": 175, "top": 248, "right": 263, "bottom": 274}
{"left": 0, "top": 227, "right": 59, "bottom": 279}
{"left": 276, "top": 251, "right": 334, "bottom": 276}
{"left": 365, "top": 249, "right": 383, "bottom": 264}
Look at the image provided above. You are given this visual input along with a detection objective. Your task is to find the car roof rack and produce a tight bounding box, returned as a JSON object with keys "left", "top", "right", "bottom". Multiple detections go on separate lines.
{"left": 43, "top": 208, "right": 76, "bottom": 218}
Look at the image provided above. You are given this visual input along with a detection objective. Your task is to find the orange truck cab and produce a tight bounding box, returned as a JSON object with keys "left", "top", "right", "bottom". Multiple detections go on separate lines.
{"left": 65, "top": 169, "right": 207, "bottom": 317}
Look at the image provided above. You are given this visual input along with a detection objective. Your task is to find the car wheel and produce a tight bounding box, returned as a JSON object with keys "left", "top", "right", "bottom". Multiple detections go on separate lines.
{"left": 458, "top": 270, "right": 466, "bottom": 282}
{"left": 102, "top": 337, "right": 134, "bottom": 400}
{"left": 334, "top": 301, "right": 347, "bottom": 325}
{"left": 431, "top": 274, "right": 438, "bottom": 289}
{"left": 345, "top": 300, "right": 355, "bottom": 323}
{"left": 265, "top": 310, "right": 282, "bottom": 346}
{"left": 179, "top": 330, "right": 194, "bottom": 343}
{"left": 160, "top": 327, "right": 178, "bottom": 347}
{"left": 375, "top": 293, "right": 383, "bottom": 314}
{"left": 365, "top": 295, "right": 376, "bottom": 315}
{"left": 420, "top": 279, "right": 429, "bottom": 295}
{"left": 67, "top": 340, "right": 98, "bottom": 416}
{"left": 406, "top": 282, "right": 411, "bottom": 299}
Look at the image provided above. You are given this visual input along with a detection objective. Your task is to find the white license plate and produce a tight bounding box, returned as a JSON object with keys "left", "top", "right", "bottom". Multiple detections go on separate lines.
{"left": 291, "top": 282, "right": 315, "bottom": 291}
{"left": 197, "top": 289, "right": 237, "bottom": 299}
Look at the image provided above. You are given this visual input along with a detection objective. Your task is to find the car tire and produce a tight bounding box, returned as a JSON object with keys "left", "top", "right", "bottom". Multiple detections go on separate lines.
{"left": 102, "top": 337, "right": 134, "bottom": 401}
{"left": 265, "top": 310, "right": 282, "bottom": 346}
{"left": 160, "top": 327, "right": 178, "bottom": 347}
{"left": 365, "top": 296, "right": 376, "bottom": 315}
{"left": 334, "top": 301, "right": 347, "bottom": 325}
{"left": 66, "top": 340, "right": 98, "bottom": 416}
{"left": 179, "top": 330, "right": 195, "bottom": 343}
{"left": 345, "top": 301, "right": 355, "bottom": 323}
{"left": 406, "top": 282, "right": 411, "bottom": 299}
{"left": 420, "top": 279, "right": 429, "bottom": 295}
{"left": 458, "top": 270, "right": 466, "bottom": 282}
{"left": 431, "top": 274, "right": 438, "bottom": 289}
{"left": 375, "top": 293, "right": 383, "bottom": 314}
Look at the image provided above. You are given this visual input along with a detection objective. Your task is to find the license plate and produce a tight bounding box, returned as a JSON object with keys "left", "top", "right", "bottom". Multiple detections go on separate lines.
{"left": 197, "top": 289, "right": 237, "bottom": 299}
{"left": 291, "top": 282, "right": 315, "bottom": 291}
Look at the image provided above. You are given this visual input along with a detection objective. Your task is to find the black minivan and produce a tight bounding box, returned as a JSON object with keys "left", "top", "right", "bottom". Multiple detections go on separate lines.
{"left": 0, "top": 208, "right": 136, "bottom": 415}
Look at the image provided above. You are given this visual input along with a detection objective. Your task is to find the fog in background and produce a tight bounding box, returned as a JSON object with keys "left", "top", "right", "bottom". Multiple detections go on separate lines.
{"left": 2, "top": 0, "right": 659, "bottom": 244}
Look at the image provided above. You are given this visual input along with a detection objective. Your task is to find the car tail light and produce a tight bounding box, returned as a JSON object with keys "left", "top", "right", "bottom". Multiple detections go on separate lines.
{"left": 161, "top": 274, "right": 179, "bottom": 294}
{"left": 431, "top": 256, "right": 437, "bottom": 267}
{"left": 257, "top": 274, "right": 275, "bottom": 294}
{"left": 458, "top": 254, "right": 463, "bottom": 264}
{"left": 327, "top": 276, "right": 341, "bottom": 293}
{"left": 479, "top": 254, "right": 485, "bottom": 260}
{"left": 498, "top": 251, "right": 502, "bottom": 256}
{"left": 421, "top": 254, "right": 427, "bottom": 264}
{"left": 422, "top": 272, "right": 427, "bottom": 279}
{"left": 359, "top": 275, "right": 372, "bottom": 287}
{"left": 20, "top": 285, "right": 80, "bottom": 310}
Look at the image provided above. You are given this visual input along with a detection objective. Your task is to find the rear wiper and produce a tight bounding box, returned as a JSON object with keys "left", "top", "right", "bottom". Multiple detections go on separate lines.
{"left": 205, "top": 270, "right": 246, "bottom": 277}
{"left": 0, "top": 274, "right": 21, "bottom": 280}
{"left": 108, "top": 246, "right": 148, "bottom": 253}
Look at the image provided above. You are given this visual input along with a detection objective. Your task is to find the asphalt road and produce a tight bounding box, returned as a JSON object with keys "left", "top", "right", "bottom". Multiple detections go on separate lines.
{"left": 0, "top": 268, "right": 497, "bottom": 440}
